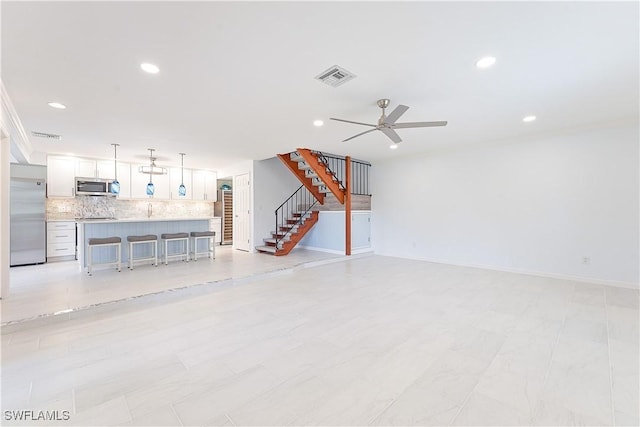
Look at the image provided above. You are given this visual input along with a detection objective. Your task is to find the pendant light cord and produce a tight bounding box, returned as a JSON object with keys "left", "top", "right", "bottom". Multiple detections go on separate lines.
{"left": 180, "top": 153, "right": 185, "bottom": 185}
{"left": 149, "top": 148, "right": 154, "bottom": 184}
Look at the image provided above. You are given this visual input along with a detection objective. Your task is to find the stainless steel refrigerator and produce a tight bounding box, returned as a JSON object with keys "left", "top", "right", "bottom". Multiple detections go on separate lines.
{"left": 10, "top": 178, "right": 46, "bottom": 266}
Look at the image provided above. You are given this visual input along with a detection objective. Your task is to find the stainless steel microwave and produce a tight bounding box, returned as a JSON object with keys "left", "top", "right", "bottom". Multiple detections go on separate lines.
{"left": 75, "top": 178, "right": 115, "bottom": 196}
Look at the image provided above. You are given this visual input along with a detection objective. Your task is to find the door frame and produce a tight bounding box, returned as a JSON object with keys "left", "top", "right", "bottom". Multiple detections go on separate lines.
{"left": 233, "top": 173, "right": 251, "bottom": 252}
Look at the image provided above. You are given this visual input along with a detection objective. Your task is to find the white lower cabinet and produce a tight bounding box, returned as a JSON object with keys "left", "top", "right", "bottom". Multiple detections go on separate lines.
{"left": 47, "top": 221, "right": 76, "bottom": 261}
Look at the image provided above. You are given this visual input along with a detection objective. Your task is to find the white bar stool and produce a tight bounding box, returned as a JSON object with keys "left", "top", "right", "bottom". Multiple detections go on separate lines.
{"left": 87, "top": 236, "right": 121, "bottom": 276}
{"left": 127, "top": 234, "right": 158, "bottom": 270}
{"left": 190, "top": 231, "right": 216, "bottom": 260}
{"left": 160, "top": 232, "right": 189, "bottom": 265}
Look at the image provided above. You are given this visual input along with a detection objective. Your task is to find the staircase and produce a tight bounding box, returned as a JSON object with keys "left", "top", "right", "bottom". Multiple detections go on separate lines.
{"left": 277, "top": 149, "right": 346, "bottom": 205}
{"left": 256, "top": 184, "right": 320, "bottom": 256}
{"left": 255, "top": 209, "right": 319, "bottom": 256}
{"left": 256, "top": 149, "right": 347, "bottom": 256}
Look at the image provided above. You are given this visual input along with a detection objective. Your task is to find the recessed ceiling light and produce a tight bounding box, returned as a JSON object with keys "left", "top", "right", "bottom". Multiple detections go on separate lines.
{"left": 140, "top": 63, "right": 160, "bottom": 74}
{"left": 389, "top": 143, "right": 398, "bottom": 150}
{"left": 523, "top": 115, "right": 537, "bottom": 122}
{"left": 475, "top": 56, "right": 496, "bottom": 69}
{"left": 313, "top": 120, "right": 324, "bottom": 127}
{"left": 47, "top": 102, "right": 66, "bottom": 109}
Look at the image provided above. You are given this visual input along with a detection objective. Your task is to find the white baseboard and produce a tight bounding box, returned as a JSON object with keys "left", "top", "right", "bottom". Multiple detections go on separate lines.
{"left": 376, "top": 252, "right": 639, "bottom": 290}
{"left": 297, "top": 245, "right": 373, "bottom": 256}
{"left": 352, "top": 247, "right": 374, "bottom": 255}
{"left": 296, "top": 245, "right": 344, "bottom": 255}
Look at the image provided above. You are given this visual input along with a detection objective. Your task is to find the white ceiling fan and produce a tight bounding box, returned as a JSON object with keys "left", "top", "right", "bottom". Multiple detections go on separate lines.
{"left": 330, "top": 99, "right": 447, "bottom": 144}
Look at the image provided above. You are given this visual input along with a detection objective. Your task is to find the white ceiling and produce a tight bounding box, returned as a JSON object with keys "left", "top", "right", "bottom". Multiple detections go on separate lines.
{"left": 2, "top": 1, "right": 638, "bottom": 170}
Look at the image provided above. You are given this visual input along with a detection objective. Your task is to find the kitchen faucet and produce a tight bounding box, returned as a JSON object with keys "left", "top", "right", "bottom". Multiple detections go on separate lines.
{"left": 147, "top": 202, "right": 153, "bottom": 218}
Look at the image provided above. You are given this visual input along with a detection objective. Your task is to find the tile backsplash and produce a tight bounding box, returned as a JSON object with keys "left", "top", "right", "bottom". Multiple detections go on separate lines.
{"left": 47, "top": 197, "right": 214, "bottom": 220}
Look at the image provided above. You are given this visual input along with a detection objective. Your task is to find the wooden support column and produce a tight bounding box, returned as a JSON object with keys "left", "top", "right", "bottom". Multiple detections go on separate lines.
{"left": 345, "top": 156, "right": 351, "bottom": 256}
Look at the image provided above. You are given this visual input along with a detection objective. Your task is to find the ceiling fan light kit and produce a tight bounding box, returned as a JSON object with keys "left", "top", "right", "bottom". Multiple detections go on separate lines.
{"left": 330, "top": 98, "right": 448, "bottom": 144}
{"left": 138, "top": 149, "right": 168, "bottom": 176}
{"left": 138, "top": 148, "right": 169, "bottom": 196}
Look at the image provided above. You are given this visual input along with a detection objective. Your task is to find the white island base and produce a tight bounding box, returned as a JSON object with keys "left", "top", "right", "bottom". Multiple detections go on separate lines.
{"left": 77, "top": 218, "right": 212, "bottom": 269}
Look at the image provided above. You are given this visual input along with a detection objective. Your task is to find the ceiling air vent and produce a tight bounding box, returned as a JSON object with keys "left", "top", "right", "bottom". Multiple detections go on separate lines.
{"left": 315, "top": 65, "right": 356, "bottom": 87}
{"left": 31, "top": 131, "right": 62, "bottom": 140}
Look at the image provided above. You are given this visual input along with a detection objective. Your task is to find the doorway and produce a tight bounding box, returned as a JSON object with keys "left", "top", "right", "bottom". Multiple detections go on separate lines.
{"left": 234, "top": 173, "right": 251, "bottom": 252}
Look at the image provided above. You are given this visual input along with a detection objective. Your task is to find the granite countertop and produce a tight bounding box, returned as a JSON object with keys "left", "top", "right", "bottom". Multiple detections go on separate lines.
{"left": 75, "top": 217, "right": 217, "bottom": 224}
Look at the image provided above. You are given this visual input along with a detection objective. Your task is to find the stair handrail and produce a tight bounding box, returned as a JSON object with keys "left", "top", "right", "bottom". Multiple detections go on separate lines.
{"left": 311, "top": 150, "right": 371, "bottom": 196}
{"left": 275, "top": 184, "right": 318, "bottom": 248}
{"left": 311, "top": 150, "right": 347, "bottom": 192}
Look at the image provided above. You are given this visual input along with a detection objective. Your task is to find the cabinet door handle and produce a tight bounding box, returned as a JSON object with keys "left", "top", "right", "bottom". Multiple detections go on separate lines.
{"left": 55, "top": 235, "right": 69, "bottom": 238}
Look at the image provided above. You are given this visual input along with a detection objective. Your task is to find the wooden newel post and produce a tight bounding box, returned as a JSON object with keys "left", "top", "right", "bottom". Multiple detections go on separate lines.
{"left": 345, "top": 156, "right": 351, "bottom": 256}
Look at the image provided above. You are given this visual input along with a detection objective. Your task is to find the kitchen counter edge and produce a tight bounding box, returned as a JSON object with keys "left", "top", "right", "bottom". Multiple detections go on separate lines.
{"left": 75, "top": 217, "right": 219, "bottom": 224}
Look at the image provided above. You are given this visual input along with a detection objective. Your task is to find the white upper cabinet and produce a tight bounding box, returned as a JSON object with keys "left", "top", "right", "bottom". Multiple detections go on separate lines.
{"left": 169, "top": 168, "right": 192, "bottom": 200}
{"left": 47, "top": 156, "right": 76, "bottom": 197}
{"left": 130, "top": 164, "right": 170, "bottom": 200}
{"left": 46, "top": 155, "right": 212, "bottom": 202}
{"left": 192, "top": 170, "right": 217, "bottom": 201}
{"left": 75, "top": 158, "right": 116, "bottom": 179}
{"left": 75, "top": 158, "right": 98, "bottom": 178}
{"left": 96, "top": 160, "right": 116, "bottom": 179}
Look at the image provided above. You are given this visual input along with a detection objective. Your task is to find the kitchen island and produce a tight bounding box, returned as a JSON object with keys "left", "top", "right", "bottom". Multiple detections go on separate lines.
{"left": 77, "top": 218, "right": 213, "bottom": 268}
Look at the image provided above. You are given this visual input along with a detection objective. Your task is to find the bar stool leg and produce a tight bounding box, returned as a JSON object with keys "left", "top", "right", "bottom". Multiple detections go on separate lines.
{"left": 88, "top": 245, "right": 93, "bottom": 276}
{"left": 153, "top": 240, "right": 158, "bottom": 266}
{"left": 129, "top": 242, "right": 134, "bottom": 270}
{"left": 117, "top": 244, "right": 121, "bottom": 272}
{"left": 194, "top": 238, "right": 198, "bottom": 261}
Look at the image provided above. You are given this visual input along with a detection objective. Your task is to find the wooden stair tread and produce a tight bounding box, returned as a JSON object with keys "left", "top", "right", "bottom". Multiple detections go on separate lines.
{"left": 260, "top": 210, "right": 320, "bottom": 256}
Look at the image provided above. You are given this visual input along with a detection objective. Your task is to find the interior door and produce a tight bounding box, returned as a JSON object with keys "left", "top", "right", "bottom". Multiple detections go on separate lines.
{"left": 234, "top": 173, "right": 251, "bottom": 251}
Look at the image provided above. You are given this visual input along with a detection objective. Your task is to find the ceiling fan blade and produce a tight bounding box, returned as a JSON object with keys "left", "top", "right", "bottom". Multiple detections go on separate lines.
{"left": 330, "top": 118, "right": 377, "bottom": 127}
{"left": 342, "top": 128, "right": 378, "bottom": 142}
{"left": 383, "top": 104, "right": 409, "bottom": 125}
{"left": 380, "top": 127, "right": 402, "bottom": 143}
{"left": 391, "top": 121, "right": 448, "bottom": 128}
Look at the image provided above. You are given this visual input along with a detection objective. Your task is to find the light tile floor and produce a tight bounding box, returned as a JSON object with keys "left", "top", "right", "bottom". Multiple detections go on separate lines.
{"left": 2, "top": 246, "right": 345, "bottom": 324}
{"left": 1, "top": 255, "right": 638, "bottom": 426}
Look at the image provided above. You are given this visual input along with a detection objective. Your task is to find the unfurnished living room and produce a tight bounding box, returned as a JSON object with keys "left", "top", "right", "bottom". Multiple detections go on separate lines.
{"left": 0, "top": 1, "right": 638, "bottom": 426}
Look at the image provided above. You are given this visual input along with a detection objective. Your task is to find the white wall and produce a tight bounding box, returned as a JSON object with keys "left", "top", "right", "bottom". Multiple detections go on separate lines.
{"left": 299, "top": 211, "right": 372, "bottom": 254}
{"left": 0, "top": 129, "right": 10, "bottom": 298}
{"left": 252, "top": 157, "right": 302, "bottom": 247}
{"left": 372, "top": 123, "right": 639, "bottom": 287}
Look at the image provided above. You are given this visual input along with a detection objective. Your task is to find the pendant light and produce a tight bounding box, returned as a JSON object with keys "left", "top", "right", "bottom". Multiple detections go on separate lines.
{"left": 110, "top": 143, "right": 120, "bottom": 195}
{"left": 146, "top": 148, "right": 155, "bottom": 196}
{"left": 178, "top": 153, "right": 186, "bottom": 197}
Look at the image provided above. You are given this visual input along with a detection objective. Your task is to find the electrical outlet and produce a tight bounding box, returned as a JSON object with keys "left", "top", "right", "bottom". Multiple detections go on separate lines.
{"left": 582, "top": 256, "right": 591, "bottom": 265}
